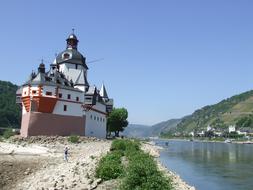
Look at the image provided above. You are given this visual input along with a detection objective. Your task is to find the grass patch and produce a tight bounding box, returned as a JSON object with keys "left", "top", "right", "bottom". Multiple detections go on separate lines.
{"left": 67, "top": 135, "right": 79, "bottom": 143}
{"left": 96, "top": 139, "right": 172, "bottom": 190}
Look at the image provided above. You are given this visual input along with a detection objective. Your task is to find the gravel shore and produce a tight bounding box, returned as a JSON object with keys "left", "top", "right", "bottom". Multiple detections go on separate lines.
{"left": 0, "top": 136, "right": 111, "bottom": 190}
{"left": 0, "top": 136, "right": 195, "bottom": 190}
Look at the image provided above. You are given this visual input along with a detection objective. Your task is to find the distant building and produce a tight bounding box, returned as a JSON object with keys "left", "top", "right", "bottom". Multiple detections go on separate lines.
{"left": 236, "top": 130, "right": 247, "bottom": 136}
{"left": 228, "top": 125, "right": 236, "bottom": 133}
{"left": 189, "top": 131, "right": 194, "bottom": 136}
{"left": 16, "top": 32, "right": 113, "bottom": 138}
{"left": 207, "top": 125, "right": 212, "bottom": 131}
{"left": 214, "top": 131, "right": 222, "bottom": 137}
{"left": 196, "top": 131, "right": 205, "bottom": 137}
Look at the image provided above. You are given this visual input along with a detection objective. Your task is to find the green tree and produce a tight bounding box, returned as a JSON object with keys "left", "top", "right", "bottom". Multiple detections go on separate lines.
{"left": 0, "top": 80, "right": 21, "bottom": 128}
{"left": 107, "top": 108, "right": 128, "bottom": 137}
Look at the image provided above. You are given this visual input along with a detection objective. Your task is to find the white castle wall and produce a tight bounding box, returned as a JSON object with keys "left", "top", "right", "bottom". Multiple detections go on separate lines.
{"left": 59, "top": 63, "right": 87, "bottom": 85}
{"left": 85, "top": 102, "right": 107, "bottom": 138}
{"left": 52, "top": 87, "right": 84, "bottom": 117}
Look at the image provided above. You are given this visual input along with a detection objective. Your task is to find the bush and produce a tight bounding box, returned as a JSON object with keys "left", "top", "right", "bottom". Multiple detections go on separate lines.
{"left": 3, "top": 128, "right": 15, "bottom": 139}
{"left": 111, "top": 139, "right": 140, "bottom": 153}
{"left": 111, "top": 139, "right": 128, "bottom": 151}
{"left": 67, "top": 135, "right": 79, "bottom": 143}
{"left": 97, "top": 139, "right": 172, "bottom": 189}
{"left": 96, "top": 151, "right": 124, "bottom": 180}
{"left": 121, "top": 152, "right": 171, "bottom": 190}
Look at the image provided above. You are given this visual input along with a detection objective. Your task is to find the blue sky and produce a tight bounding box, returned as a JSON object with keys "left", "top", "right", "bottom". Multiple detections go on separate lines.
{"left": 0, "top": 1, "right": 253, "bottom": 125}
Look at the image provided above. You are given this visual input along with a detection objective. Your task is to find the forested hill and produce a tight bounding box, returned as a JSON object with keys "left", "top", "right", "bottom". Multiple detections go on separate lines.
{"left": 0, "top": 80, "right": 21, "bottom": 128}
{"left": 123, "top": 119, "right": 181, "bottom": 138}
{"left": 168, "top": 90, "right": 253, "bottom": 135}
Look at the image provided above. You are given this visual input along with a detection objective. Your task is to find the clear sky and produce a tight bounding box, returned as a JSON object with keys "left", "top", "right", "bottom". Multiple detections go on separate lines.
{"left": 0, "top": 0, "right": 253, "bottom": 125}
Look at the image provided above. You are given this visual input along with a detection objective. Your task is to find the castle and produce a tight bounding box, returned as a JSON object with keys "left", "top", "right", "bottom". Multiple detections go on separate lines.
{"left": 16, "top": 32, "right": 113, "bottom": 138}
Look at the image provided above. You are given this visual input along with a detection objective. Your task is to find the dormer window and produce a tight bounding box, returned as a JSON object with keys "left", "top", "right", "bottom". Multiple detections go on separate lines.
{"left": 63, "top": 53, "right": 70, "bottom": 59}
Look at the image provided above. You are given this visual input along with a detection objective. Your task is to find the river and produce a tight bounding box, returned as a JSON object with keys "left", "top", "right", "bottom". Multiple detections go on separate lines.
{"left": 155, "top": 139, "right": 253, "bottom": 190}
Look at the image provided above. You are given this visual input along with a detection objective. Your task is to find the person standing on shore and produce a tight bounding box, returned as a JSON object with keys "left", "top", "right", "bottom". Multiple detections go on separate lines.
{"left": 64, "top": 147, "right": 69, "bottom": 162}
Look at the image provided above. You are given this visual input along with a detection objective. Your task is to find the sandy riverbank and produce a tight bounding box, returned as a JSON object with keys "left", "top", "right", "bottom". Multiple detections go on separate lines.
{"left": 141, "top": 142, "right": 196, "bottom": 190}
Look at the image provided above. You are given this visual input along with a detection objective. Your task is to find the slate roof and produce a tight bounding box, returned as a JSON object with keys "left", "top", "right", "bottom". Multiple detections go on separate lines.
{"left": 23, "top": 64, "right": 82, "bottom": 92}
{"left": 55, "top": 49, "right": 88, "bottom": 69}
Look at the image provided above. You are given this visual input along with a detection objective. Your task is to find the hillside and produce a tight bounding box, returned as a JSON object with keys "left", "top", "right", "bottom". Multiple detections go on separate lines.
{"left": 150, "top": 119, "right": 181, "bottom": 136}
{"left": 123, "top": 119, "right": 181, "bottom": 138}
{"left": 0, "top": 80, "right": 21, "bottom": 128}
{"left": 123, "top": 124, "right": 152, "bottom": 138}
{"left": 167, "top": 90, "right": 253, "bottom": 135}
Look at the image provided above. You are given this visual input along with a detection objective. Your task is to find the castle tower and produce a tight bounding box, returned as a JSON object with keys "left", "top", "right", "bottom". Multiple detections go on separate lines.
{"left": 55, "top": 31, "right": 89, "bottom": 92}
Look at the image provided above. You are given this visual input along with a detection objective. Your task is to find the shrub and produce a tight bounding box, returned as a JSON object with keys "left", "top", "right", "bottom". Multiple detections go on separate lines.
{"left": 3, "top": 128, "right": 15, "bottom": 139}
{"left": 67, "top": 135, "right": 79, "bottom": 143}
{"left": 121, "top": 152, "right": 169, "bottom": 190}
{"left": 111, "top": 139, "right": 140, "bottom": 153}
{"left": 96, "top": 139, "right": 172, "bottom": 190}
{"left": 96, "top": 151, "right": 124, "bottom": 180}
{"left": 111, "top": 139, "right": 129, "bottom": 151}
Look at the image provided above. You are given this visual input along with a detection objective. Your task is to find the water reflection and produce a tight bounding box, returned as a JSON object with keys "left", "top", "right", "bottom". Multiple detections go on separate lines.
{"left": 157, "top": 140, "right": 253, "bottom": 190}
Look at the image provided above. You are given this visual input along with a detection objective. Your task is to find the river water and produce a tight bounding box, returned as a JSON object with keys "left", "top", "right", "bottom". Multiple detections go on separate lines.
{"left": 156, "top": 139, "right": 253, "bottom": 190}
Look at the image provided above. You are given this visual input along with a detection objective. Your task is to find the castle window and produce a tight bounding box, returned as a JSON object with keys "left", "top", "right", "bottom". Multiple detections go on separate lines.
{"left": 46, "top": 91, "right": 52, "bottom": 96}
{"left": 90, "top": 115, "right": 92, "bottom": 119}
{"left": 58, "top": 93, "right": 62, "bottom": 98}
{"left": 75, "top": 64, "right": 78, "bottom": 69}
{"left": 63, "top": 53, "right": 70, "bottom": 59}
{"left": 76, "top": 97, "right": 79, "bottom": 101}
{"left": 64, "top": 105, "right": 67, "bottom": 111}
{"left": 94, "top": 116, "right": 96, "bottom": 120}
{"left": 97, "top": 117, "right": 99, "bottom": 121}
{"left": 100, "top": 117, "right": 102, "bottom": 122}
{"left": 24, "top": 91, "right": 26, "bottom": 95}
{"left": 103, "top": 118, "right": 105, "bottom": 122}
{"left": 32, "top": 90, "right": 37, "bottom": 94}
{"left": 67, "top": 94, "right": 71, "bottom": 99}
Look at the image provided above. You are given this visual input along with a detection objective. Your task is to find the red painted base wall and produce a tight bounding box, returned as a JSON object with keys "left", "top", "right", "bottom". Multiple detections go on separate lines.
{"left": 20, "top": 112, "right": 85, "bottom": 137}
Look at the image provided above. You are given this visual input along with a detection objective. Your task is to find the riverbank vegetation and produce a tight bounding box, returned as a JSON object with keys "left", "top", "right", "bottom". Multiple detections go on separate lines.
{"left": 96, "top": 139, "right": 172, "bottom": 190}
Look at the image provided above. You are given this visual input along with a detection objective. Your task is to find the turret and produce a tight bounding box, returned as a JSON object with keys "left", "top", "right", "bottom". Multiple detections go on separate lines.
{"left": 66, "top": 29, "right": 79, "bottom": 50}
{"left": 38, "top": 61, "right": 45, "bottom": 73}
